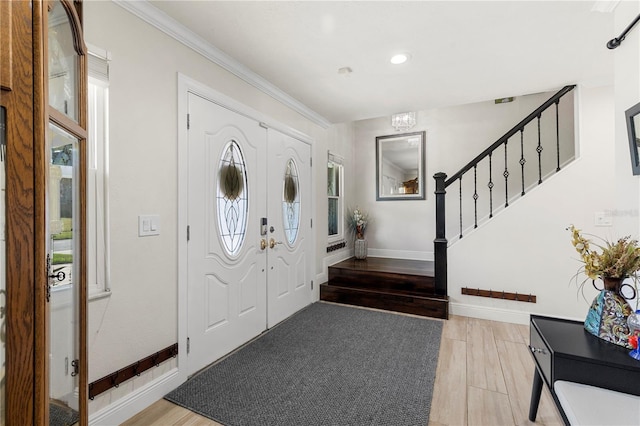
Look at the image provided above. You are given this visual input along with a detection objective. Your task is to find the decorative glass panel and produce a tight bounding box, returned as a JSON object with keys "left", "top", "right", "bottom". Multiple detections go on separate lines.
{"left": 217, "top": 141, "right": 248, "bottom": 256}
{"left": 282, "top": 159, "right": 300, "bottom": 245}
{"left": 48, "top": 0, "right": 78, "bottom": 121}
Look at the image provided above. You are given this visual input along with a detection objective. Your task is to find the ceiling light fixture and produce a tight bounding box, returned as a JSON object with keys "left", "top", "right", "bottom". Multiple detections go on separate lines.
{"left": 391, "top": 112, "right": 416, "bottom": 132}
{"left": 390, "top": 53, "right": 411, "bottom": 65}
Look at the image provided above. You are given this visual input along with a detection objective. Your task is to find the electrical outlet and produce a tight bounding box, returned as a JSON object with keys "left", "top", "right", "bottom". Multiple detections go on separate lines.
{"left": 594, "top": 211, "right": 612, "bottom": 227}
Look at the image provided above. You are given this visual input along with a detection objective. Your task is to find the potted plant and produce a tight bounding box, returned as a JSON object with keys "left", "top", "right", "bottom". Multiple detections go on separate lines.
{"left": 569, "top": 225, "right": 640, "bottom": 348}
{"left": 569, "top": 225, "right": 640, "bottom": 296}
{"left": 347, "top": 207, "right": 369, "bottom": 259}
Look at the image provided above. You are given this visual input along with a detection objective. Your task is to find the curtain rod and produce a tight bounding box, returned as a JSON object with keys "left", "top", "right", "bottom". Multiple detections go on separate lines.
{"left": 607, "top": 13, "right": 640, "bottom": 49}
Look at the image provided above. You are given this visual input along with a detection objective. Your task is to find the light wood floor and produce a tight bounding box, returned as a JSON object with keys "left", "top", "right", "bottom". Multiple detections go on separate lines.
{"left": 121, "top": 314, "right": 563, "bottom": 426}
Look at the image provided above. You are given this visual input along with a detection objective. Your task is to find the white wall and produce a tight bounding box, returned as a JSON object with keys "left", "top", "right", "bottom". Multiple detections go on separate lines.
{"left": 613, "top": 0, "right": 640, "bottom": 236}
{"left": 316, "top": 122, "right": 354, "bottom": 284}
{"left": 83, "top": 1, "right": 341, "bottom": 419}
{"left": 449, "top": 85, "right": 616, "bottom": 323}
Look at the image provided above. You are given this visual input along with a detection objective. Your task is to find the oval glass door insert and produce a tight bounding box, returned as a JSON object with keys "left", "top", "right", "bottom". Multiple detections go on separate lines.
{"left": 282, "top": 158, "right": 300, "bottom": 245}
{"left": 217, "top": 140, "right": 248, "bottom": 257}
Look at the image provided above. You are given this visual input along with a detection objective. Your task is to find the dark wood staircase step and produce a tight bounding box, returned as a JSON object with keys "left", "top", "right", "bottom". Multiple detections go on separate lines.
{"left": 321, "top": 257, "right": 448, "bottom": 319}
{"left": 329, "top": 259, "right": 435, "bottom": 296}
{"left": 320, "top": 283, "right": 448, "bottom": 319}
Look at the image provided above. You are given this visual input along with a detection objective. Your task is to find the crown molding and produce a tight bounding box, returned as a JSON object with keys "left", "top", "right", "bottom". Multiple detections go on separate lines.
{"left": 112, "top": 0, "right": 332, "bottom": 129}
{"left": 591, "top": 1, "right": 620, "bottom": 13}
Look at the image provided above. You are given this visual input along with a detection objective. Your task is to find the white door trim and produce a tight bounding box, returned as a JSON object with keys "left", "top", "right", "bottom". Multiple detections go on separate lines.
{"left": 177, "top": 73, "right": 315, "bottom": 381}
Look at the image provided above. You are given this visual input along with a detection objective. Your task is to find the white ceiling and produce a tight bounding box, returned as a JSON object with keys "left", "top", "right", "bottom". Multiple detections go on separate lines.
{"left": 149, "top": 1, "right": 616, "bottom": 124}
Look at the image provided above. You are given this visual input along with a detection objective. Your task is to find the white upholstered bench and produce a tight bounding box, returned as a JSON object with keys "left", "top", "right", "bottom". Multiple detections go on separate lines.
{"left": 554, "top": 380, "right": 640, "bottom": 425}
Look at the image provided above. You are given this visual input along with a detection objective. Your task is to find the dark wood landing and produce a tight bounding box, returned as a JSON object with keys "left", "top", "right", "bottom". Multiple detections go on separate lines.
{"left": 321, "top": 257, "right": 448, "bottom": 319}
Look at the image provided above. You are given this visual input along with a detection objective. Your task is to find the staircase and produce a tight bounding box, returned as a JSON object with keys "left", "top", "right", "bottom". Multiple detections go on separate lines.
{"left": 320, "top": 257, "right": 448, "bottom": 319}
{"left": 434, "top": 85, "right": 577, "bottom": 298}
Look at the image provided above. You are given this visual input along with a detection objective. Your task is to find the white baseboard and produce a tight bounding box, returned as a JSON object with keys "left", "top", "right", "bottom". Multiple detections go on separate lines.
{"left": 367, "top": 249, "right": 433, "bottom": 261}
{"left": 450, "top": 302, "right": 531, "bottom": 325}
{"left": 89, "top": 369, "right": 183, "bottom": 426}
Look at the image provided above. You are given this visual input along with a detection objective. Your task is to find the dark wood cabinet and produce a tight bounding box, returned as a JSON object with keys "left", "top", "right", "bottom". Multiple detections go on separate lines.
{"left": 528, "top": 315, "right": 640, "bottom": 424}
{"left": 0, "top": 1, "right": 12, "bottom": 92}
{"left": 1, "top": 1, "right": 87, "bottom": 424}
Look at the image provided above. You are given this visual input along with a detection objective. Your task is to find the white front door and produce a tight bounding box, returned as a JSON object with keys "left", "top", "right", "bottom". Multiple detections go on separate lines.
{"left": 266, "top": 129, "right": 312, "bottom": 327}
{"left": 186, "top": 93, "right": 313, "bottom": 375}
{"left": 187, "top": 94, "right": 268, "bottom": 375}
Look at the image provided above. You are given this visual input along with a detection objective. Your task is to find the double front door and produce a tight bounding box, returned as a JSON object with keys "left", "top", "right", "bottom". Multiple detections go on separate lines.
{"left": 187, "top": 94, "right": 312, "bottom": 375}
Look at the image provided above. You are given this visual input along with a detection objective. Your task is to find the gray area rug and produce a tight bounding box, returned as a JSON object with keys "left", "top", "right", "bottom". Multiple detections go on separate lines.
{"left": 50, "top": 402, "right": 79, "bottom": 426}
{"left": 165, "top": 302, "right": 443, "bottom": 426}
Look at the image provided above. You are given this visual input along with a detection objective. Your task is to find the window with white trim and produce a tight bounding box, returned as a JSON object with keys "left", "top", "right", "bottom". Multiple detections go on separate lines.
{"left": 87, "top": 48, "right": 110, "bottom": 299}
{"left": 327, "top": 152, "right": 344, "bottom": 243}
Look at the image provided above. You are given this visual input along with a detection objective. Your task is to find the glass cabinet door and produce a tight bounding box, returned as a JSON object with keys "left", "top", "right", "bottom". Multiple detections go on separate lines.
{"left": 48, "top": 0, "right": 78, "bottom": 122}
{"left": 47, "top": 1, "right": 87, "bottom": 424}
{"left": 47, "top": 123, "right": 80, "bottom": 425}
{"left": 1, "top": 0, "right": 85, "bottom": 423}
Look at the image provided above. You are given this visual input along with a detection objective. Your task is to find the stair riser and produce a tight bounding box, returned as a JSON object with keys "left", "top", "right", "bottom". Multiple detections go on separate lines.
{"left": 320, "top": 284, "right": 448, "bottom": 319}
{"left": 328, "top": 268, "right": 435, "bottom": 295}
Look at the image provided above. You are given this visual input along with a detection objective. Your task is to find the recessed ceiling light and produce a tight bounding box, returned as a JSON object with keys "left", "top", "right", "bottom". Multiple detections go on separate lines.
{"left": 390, "top": 53, "right": 411, "bottom": 65}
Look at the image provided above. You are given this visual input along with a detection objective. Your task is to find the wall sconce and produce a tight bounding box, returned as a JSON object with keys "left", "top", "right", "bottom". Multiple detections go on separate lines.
{"left": 391, "top": 112, "right": 416, "bottom": 132}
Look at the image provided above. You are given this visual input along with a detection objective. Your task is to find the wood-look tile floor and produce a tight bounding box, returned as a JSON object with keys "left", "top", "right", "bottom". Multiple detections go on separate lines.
{"left": 121, "top": 314, "right": 563, "bottom": 426}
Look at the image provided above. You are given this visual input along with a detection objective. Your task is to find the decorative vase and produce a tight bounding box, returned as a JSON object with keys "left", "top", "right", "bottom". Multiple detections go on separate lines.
{"left": 628, "top": 310, "right": 640, "bottom": 360}
{"left": 603, "top": 277, "right": 624, "bottom": 295}
{"left": 354, "top": 238, "right": 367, "bottom": 260}
{"left": 584, "top": 277, "right": 634, "bottom": 349}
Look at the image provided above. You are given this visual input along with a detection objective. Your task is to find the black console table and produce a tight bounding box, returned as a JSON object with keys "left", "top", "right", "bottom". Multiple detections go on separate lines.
{"left": 528, "top": 314, "right": 640, "bottom": 424}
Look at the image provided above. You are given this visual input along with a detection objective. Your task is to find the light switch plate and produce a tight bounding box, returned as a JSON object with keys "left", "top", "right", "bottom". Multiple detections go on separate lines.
{"left": 138, "top": 215, "right": 160, "bottom": 236}
{"left": 594, "top": 211, "right": 612, "bottom": 227}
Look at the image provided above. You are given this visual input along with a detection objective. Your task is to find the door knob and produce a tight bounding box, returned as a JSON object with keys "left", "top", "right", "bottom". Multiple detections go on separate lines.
{"left": 260, "top": 239, "right": 267, "bottom": 250}
{"left": 269, "top": 238, "right": 283, "bottom": 249}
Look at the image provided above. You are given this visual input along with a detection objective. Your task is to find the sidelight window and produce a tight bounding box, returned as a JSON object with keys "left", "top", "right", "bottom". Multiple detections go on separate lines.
{"left": 328, "top": 152, "right": 344, "bottom": 242}
{"left": 87, "top": 47, "right": 110, "bottom": 298}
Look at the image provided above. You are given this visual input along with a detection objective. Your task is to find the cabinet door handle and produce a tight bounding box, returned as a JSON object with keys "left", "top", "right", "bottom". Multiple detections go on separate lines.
{"left": 529, "top": 345, "right": 547, "bottom": 355}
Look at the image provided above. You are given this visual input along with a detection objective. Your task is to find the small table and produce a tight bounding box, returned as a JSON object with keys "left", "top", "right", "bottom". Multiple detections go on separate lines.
{"left": 528, "top": 314, "right": 640, "bottom": 424}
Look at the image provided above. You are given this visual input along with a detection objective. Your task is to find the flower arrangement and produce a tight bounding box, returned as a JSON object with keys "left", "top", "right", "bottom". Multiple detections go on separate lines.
{"left": 569, "top": 225, "right": 640, "bottom": 280}
{"left": 347, "top": 207, "right": 369, "bottom": 240}
{"left": 629, "top": 334, "right": 639, "bottom": 350}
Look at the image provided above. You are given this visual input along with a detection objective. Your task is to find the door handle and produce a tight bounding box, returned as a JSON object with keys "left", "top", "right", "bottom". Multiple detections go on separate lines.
{"left": 269, "top": 238, "right": 283, "bottom": 249}
{"left": 260, "top": 239, "right": 267, "bottom": 251}
{"left": 49, "top": 270, "right": 66, "bottom": 282}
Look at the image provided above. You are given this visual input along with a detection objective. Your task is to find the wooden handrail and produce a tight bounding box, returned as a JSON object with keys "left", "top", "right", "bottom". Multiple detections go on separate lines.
{"left": 444, "top": 85, "right": 576, "bottom": 188}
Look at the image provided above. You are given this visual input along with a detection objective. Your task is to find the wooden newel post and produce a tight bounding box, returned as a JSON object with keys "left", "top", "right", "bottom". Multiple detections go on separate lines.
{"left": 434, "top": 172, "right": 448, "bottom": 296}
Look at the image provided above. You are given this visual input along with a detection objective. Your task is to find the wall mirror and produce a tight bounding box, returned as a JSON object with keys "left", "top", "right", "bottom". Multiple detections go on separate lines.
{"left": 626, "top": 101, "right": 640, "bottom": 176}
{"left": 376, "top": 131, "right": 426, "bottom": 200}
